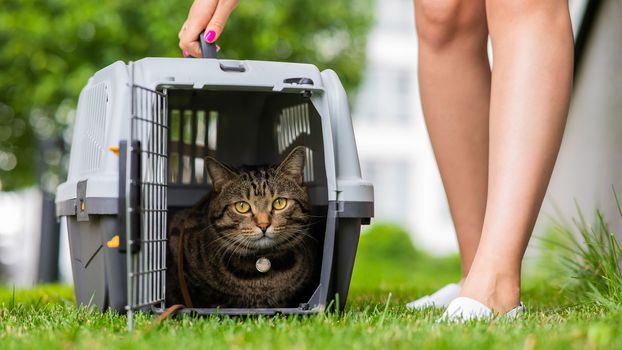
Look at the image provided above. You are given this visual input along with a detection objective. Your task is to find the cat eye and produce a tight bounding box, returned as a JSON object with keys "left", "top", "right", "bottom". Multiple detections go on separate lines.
{"left": 272, "top": 197, "right": 287, "bottom": 210}
{"left": 234, "top": 201, "right": 251, "bottom": 214}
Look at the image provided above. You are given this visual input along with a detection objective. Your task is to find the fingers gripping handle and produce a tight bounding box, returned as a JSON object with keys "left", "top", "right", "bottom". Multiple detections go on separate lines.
{"left": 199, "top": 31, "right": 218, "bottom": 58}
{"left": 188, "top": 31, "right": 217, "bottom": 59}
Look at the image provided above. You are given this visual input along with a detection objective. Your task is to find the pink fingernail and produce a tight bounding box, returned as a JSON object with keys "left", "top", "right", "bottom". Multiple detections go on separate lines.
{"left": 204, "top": 30, "right": 216, "bottom": 43}
{"left": 183, "top": 50, "right": 188, "bottom": 57}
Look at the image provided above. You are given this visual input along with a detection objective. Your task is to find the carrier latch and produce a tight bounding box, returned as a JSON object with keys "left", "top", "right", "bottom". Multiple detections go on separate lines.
{"left": 76, "top": 180, "right": 89, "bottom": 222}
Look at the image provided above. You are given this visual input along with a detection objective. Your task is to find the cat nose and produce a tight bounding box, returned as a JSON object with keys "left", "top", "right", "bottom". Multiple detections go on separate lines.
{"left": 255, "top": 212, "right": 271, "bottom": 233}
{"left": 257, "top": 222, "right": 270, "bottom": 233}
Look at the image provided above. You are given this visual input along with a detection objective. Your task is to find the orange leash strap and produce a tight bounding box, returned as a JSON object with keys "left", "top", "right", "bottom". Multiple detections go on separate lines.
{"left": 146, "top": 222, "right": 194, "bottom": 330}
{"left": 177, "top": 224, "right": 194, "bottom": 308}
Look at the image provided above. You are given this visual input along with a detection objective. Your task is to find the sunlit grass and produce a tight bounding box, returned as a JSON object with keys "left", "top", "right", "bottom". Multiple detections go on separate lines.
{"left": 1, "top": 222, "right": 621, "bottom": 349}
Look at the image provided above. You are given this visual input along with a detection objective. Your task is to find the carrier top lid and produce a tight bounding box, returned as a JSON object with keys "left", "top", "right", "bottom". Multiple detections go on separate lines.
{"left": 131, "top": 58, "right": 325, "bottom": 93}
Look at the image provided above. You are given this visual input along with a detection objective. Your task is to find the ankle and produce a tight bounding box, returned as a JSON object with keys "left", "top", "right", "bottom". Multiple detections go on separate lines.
{"left": 460, "top": 270, "right": 520, "bottom": 314}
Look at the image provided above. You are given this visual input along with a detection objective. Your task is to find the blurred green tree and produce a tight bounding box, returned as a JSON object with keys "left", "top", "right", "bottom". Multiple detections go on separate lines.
{"left": 0, "top": 0, "right": 372, "bottom": 190}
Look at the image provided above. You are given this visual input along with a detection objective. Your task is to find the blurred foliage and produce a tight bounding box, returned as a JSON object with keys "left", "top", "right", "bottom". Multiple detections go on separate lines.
{"left": 0, "top": 0, "right": 373, "bottom": 190}
{"left": 350, "top": 223, "right": 460, "bottom": 294}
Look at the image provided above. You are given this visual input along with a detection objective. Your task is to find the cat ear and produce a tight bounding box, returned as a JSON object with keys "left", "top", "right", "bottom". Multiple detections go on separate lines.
{"left": 277, "top": 146, "right": 306, "bottom": 185}
{"left": 204, "top": 156, "right": 236, "bottom": 192}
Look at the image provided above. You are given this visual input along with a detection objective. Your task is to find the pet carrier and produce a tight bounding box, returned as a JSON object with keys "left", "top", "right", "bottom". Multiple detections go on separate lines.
{"left": 56, "top": 43, "right": 373, "bottom": 329}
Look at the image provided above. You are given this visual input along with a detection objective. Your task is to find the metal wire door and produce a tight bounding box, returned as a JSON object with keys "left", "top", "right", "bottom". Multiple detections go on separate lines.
{"left": 126, "top": 85, "right": 168, "bottom": 330}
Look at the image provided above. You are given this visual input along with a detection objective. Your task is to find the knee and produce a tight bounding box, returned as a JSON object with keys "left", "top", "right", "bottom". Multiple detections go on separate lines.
{"left": 415, "top": 0, "right": 486, "bottom": 50}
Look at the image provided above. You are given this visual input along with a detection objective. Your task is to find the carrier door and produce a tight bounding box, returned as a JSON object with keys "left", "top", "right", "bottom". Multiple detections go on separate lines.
{"left": 125, "top": 85, "right": 168, "bottom": 330}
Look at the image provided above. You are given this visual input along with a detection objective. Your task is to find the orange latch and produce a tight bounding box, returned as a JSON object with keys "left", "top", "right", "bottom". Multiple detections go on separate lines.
{"left": 106, "top": 235, "right": 120, "bottom": 248}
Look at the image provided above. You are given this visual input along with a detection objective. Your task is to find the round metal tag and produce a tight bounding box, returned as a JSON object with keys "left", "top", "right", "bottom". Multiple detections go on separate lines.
{"left": 256, "top": 257, "right": 271, "bottom": 273}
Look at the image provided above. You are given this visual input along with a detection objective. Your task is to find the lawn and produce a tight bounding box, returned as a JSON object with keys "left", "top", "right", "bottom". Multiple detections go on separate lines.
{"left": 1, "top": 224, "right": 621, "bottom": 349}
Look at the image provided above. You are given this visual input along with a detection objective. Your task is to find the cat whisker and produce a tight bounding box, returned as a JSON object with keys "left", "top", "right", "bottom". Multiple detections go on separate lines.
{"left": 225, "top": 237, "right": 251, "bottom": 266}
{"left": 202, "top": 233, "right": 237, "bottom": 252}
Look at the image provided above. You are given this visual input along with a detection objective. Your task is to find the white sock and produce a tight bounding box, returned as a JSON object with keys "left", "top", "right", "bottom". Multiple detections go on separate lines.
{"left": 439, "top": 296, "right": 526, "bottom": 322}
{"left": 406, "top": 283, "right": 461, "bottom": 310}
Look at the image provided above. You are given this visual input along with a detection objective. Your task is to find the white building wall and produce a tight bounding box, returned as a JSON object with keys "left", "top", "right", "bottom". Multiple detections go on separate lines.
{"left": 0, "top": 189, "right": 42, "bottom": 286}
{"left": 353, "top": 0, "right": 456, "bottom": 254}
{"left": 534, "top": 0, "right": 622, "bottom": 245}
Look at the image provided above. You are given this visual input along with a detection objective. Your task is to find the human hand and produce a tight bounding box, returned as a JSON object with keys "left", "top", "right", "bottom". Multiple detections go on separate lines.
{"left": 179, "top": 0, "right": 239, "bottom": 57}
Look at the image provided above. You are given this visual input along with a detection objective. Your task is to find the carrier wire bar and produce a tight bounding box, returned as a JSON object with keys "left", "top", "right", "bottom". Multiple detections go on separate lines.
{"left": 127, "top": 85, "right": 168, "bottom": 329}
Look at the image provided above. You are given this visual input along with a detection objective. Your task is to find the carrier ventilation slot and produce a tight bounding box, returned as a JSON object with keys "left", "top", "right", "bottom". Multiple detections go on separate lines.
{"left": 74, "top": 81, "right": 109, "bottom": 175}
{"left": 304, "top": 147, "right": 314, "bottom": 183}
{"left": 275, "top": 103, "right": 313, "bottom": 182}
{"left": 169, "top": 109, "right": 218, "bottom": 185}
{"left": 276, "top": 103, "right": 310, "bottom": 153}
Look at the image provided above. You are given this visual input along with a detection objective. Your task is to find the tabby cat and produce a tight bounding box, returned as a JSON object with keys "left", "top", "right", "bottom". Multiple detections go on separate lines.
{"left": 166, "top": 146, "right": 317, "bottom": 308}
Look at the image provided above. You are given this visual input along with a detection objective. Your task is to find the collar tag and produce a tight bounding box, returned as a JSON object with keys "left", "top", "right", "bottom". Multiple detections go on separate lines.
{"left": 256, "top": 257, "right": 271, "bottom": 273}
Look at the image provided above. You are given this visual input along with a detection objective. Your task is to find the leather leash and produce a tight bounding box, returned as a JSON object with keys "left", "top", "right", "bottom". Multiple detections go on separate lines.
{"left": 177, "top": 223, "right": 194, "bottom": 308}
{"left": 147, "top": 222, "right": 193, "bottom": 330}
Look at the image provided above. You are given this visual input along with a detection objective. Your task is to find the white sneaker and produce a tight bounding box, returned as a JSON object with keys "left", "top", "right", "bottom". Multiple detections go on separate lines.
{"left": 439, "top": 296, "right": 525, "bottom": 322}
{"left": 406, "top": 283, "right": 461, "bottom": 310}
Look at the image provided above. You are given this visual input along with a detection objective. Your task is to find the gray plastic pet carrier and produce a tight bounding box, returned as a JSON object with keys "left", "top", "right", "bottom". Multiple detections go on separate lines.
{"left": 56, "top": 44, "right": 373, "bottom": 329}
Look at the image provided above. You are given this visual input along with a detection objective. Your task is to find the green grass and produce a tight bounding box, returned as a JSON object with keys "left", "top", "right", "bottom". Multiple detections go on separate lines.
{"left": 2, "top": 223, "right": 622, "bottom": 349}
{"left": 551, "top": 192, "right": 622, "bottom": 312}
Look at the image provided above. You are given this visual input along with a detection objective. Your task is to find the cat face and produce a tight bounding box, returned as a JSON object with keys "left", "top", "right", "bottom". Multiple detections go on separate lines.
{"left": 204, "top": 147, "right": 310, "bottom": 254}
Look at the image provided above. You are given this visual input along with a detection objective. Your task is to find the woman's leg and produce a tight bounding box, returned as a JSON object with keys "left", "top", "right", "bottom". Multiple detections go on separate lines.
{"left": 461, "top": 0, "right": 573, "bottom": 312}
{"left": 414, "top": 0, "right": 490, "bottom": 279}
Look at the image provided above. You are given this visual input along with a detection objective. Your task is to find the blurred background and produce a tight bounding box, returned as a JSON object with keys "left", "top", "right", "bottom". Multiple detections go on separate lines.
{"left": 0, "top": 0, "right": 620, "bottom": 287}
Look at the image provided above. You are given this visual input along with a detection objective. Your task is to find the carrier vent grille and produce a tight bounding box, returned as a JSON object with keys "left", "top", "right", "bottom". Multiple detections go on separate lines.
{"left": 169, "top": 109, "right": 218, "bottom": 185}
{"left": 276, "top": 103, "right": 313, "bottom": 182}
{"left": 74, "top": 82, "right": 109, "bottom": 175}
{"left": 276, "top": 104, "right": 310, "bottom": 154}
{"left": 304, "top": 147, "right": 314, "bottom": 183}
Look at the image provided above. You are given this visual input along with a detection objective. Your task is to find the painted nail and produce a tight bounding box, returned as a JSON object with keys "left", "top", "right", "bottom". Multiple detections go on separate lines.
{"left": 183, "top": 50, "right": 188, "bottom": 57}
{"left": 204, "top": 30, "right": 216, "bottom": 43}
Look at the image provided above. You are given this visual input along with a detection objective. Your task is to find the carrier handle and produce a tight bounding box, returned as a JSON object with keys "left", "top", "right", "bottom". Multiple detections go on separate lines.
{"left": 187, "top": 31, "right": 218, "bottom": 59}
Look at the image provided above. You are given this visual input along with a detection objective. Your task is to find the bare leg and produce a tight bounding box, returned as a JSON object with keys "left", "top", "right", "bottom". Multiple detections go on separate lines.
{"left": 414, "top": 0, "right": 490, "bottom": 279}
{"left": 461, "top": 0, "right": 573, "bottom": 312}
